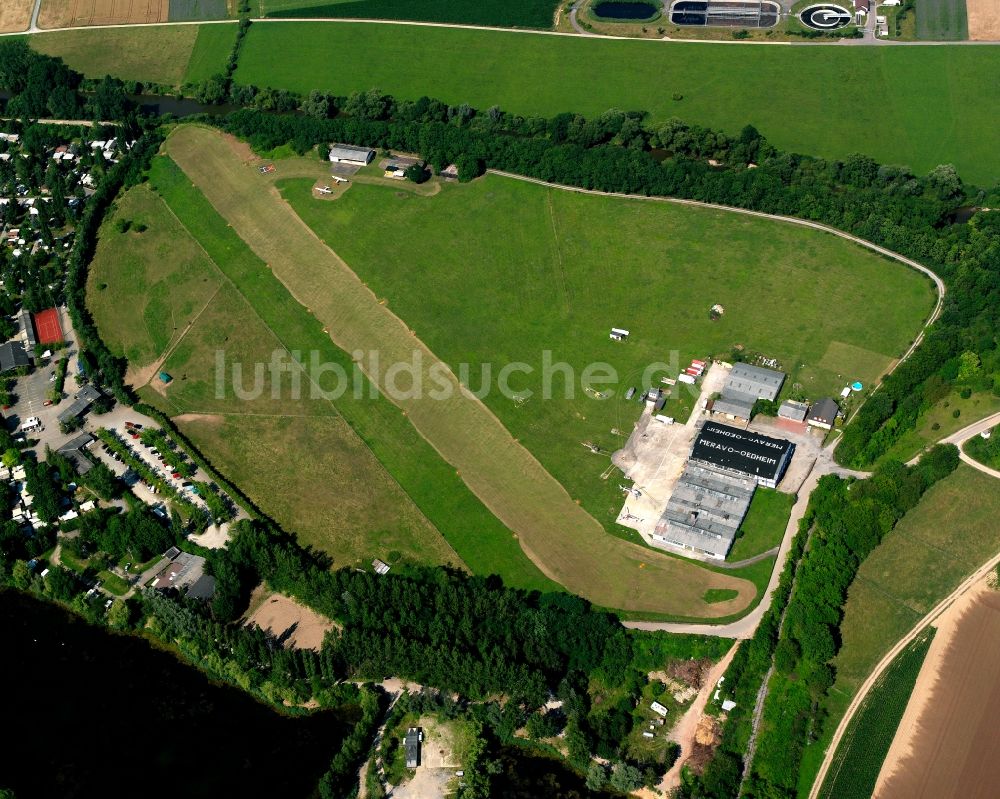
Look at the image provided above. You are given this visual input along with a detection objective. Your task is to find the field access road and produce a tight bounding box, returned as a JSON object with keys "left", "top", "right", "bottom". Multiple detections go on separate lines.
{"left": 8, "top": 16, "right": 1000, "bottom": 46}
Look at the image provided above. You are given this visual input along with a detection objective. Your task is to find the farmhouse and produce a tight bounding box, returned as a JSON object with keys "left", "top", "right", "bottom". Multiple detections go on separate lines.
{"left": 405, "top": 727, "right": 422, "bottom": 768}
{"left": 328, "top": 143, "right": 375, "bottom": 166}
{"left": 690, "top": 422, "right": 794, "bottom": 488}
{"left": 777, "top": 399, "right": 809, "bottom": 423}
{"left": 712, "top": 363, "right": 786, "bottom": 421}
{"left": 807, "top": 398, "right": 839, "bottom": 430}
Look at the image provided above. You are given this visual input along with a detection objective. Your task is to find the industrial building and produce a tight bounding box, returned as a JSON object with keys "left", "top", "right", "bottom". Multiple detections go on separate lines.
{"left": 690, "top": 421, "right": 794, "bottom": 488}
{"left": 649, "top": 422, "right": 794, "bottom": 559}
{"left": 778, "top": 399, "right": 809, "bottom": 423}
{"left": 651, "top": 463, "right": 756, "bottom": 559}
{"left": 712, "top": 363, "right": 786, "bottom": 421}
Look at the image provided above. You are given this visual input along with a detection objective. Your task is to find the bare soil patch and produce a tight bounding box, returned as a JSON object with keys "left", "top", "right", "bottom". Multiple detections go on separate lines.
{"left": 39, "top": 0, "right": 169, "bottom": 28}
{"left": 246, "top": 589, "right": 337, "bottom": 650}
{"left": 876, "top": 580, "right": 1000, "bottom": 798}
{"left": 967, "top": 0, "right": 1000, "bottom": 40}
{"left": 0, "top": 0, "right": 33, "bottom": 32}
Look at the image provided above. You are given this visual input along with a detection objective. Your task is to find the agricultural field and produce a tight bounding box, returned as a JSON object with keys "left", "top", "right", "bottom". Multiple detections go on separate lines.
{"left": 916, "top": 0, "right": 969, "bottom": 39}
{"left": 234, "top": 22, "right": 1000, "bottom": 185}
{"left": 966, "top": 0, "right": 1000, "bottom": 39}
{"left": 0, "top": 0, "right": 33, "bottom": 33}
{"left": 159, "top": 124, "right": 759, "bottom": 619}
{"left": 262, "top": 0, "right": 560, "bottom": 28}
{"left": 38, "top": 0, "right": 169, "bottom": 28}
{"left": 37, "top": 0, "right": 227, "bottom": 27}
{"left": 817, "top": 631, "right": 935, "bottom": 799}
{"left": 281, "top": 170, "right": 932, "bottom": 538}
{"left": 797, "top": 465, "right": 1000, "bottom": 793}
{"left": 87, "top": 180, "right": 463, "bottom": 573}
{"left": 28, "top": 26, "right": 221, "bottom": 85}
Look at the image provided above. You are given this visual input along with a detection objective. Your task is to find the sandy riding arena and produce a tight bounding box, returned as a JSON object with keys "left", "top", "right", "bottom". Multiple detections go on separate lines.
{"left": 246, "top": 590, "right": 336, "bottom": 651}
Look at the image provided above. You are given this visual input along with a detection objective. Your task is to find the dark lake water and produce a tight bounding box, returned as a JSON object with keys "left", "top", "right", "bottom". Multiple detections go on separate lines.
{"left": 592, "top": 0, "right": 660, "bottom": 18}
{"left": 0, "top": 590, "right": 355, "bottom": 799}
{"left": 1, "top": 591, "right": 617, "bottom": 798}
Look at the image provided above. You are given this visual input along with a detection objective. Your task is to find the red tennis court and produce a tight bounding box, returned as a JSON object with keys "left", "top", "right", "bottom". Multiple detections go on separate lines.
{"left": 32, "top": 308, "right": 63, "bottom": 345}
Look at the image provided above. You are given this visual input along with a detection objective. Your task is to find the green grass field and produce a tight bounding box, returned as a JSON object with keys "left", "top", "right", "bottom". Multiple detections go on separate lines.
{"left": 263, "top": 0, "right": 559, "bottom": 28}
{"left": 817, "top": 630, "right": 935, "bottom": 799}
{"left": 879, "top": 390, "right": 1000, "bottom": 463}
{"left": 916, "top": 0, "right": 968, "bottom": 40}
{"left": 797, "top": 465, "right": 1000, "bottom": 794}
{"left": 161, "top": 124, "right": 759, "bottom": 619}
{"left": 88, "top": 180, "right": 463, "bottom": 573}
{"left": 28, "top": 26, "right": 216, "bottom": 85}
{"left": 184, "top": 23, "right": 239, "bottom": 83}
{"left": 234, "top": 23, "right": 1000, "bottom": 185}
{"left": 964, "top": 424, "right": 1000, "bottom": 470}
{"left": 728, "top": 489, "right": 795, "bottom": 562}
{"left": 281, "top": 172, "right": 932, "bottom": 539}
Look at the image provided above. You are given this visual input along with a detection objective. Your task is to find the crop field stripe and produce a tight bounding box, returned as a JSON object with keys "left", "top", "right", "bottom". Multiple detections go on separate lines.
{"left": 163, "top": 125, "right": 757, "bottom": 618}
{"left": 817, "top": 630, "right": 935, "bottom": 799}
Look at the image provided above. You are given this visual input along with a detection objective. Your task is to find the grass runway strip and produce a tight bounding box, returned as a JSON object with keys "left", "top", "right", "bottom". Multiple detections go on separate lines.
{"left": 163, "top": 124, "right": 756, "bottom": 617}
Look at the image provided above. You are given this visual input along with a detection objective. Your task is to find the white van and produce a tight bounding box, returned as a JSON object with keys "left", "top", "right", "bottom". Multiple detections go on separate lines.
{"left": 21, "top": 416, "right": 42, "bottom": 432}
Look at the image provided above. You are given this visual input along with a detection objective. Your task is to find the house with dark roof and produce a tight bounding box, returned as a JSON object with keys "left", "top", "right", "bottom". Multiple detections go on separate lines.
{"left": 807, "top": 398, "right": 840, "bottom": 431}
{"left": 57, "top": 432, "right": 96, "bottom": 475}
{"left": 57, "top": 385, "right": 103, "bottom": 424}
{"left": 0, "top": 341, "right": 30, "bottom": 373}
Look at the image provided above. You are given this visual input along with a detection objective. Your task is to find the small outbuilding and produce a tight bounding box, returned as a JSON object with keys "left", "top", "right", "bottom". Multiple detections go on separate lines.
{"left": 328, "top": 143, "right": 375, "bottom": 166}
{"left": 807, "top": 398, "right": 840, "bottom": 430}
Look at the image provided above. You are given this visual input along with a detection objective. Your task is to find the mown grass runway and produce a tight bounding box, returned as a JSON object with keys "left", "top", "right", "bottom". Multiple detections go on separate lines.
{"left": 161, "top": 124, "right": 758, "bottom": 618}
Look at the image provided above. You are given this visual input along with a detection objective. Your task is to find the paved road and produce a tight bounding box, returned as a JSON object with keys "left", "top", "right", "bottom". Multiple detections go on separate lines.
{"left": 27, "top": 0, "right": 42, "bottom": 33}
{"left": 5, "top": 15, "right": 1000, "bottom": 45}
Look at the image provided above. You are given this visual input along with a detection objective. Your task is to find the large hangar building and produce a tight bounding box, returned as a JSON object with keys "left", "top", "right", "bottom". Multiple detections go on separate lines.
{"left": 651, "top": 422, "right": 795, "bottom": 560}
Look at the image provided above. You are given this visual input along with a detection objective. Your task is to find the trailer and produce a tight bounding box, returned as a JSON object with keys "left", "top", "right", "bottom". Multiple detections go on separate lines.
{"left": 609, "top": 327, "right": 630, "bottom": 341}
{"left": 678, "top": 373, "right": 696, "bottom": 385}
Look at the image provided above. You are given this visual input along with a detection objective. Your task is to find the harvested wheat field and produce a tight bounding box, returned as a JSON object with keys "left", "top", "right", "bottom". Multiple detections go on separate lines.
{"left": 875, "top": 579, "right": 1000, "bottom": 798}
{"left": 39, "top": 0, "right": 168, "bottom": 28}
{"left": 967, "top": 0, "right": 1000, "bottom": 40}
{"left": 246, "top": 589, "right": 336, "bottom": 650}
{"left": 161, "top": 124, "right": 756, "bottom": 619}
{"left": 0, "top": 0, "right": 33, "bottom": 32}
